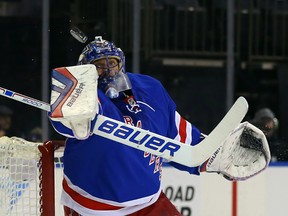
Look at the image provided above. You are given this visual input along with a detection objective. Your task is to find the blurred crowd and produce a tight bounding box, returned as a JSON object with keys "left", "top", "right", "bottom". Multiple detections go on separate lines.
{"left": 0, "top": 105, "right": 43, "bottom": 142}
{"left": 251, "top": 108, "right": 288, "bottom": 162}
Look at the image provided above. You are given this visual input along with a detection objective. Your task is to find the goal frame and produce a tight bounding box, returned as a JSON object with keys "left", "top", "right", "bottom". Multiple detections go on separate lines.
{"left": 38, "top": 140, "right": 65, "bottom": 216}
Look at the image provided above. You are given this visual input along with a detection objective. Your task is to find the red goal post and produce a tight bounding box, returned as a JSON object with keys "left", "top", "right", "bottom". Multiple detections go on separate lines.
{"left": 0, "top": 136, "right": 65, "bottom": 216}
{"left": 39, "top": 140, "right": 65, "bottom": 216}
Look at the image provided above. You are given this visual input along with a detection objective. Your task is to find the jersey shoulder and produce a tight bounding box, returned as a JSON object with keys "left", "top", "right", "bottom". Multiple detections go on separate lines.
{"left": 127, "top": 72, "right": 165, "bottom": 93}
{"left": 127, "top": 72, "right": 176, "bottom": 110}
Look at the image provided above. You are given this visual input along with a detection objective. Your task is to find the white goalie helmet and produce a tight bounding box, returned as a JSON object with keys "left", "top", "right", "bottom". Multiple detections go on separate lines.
{"left": 78, "top": 36, "right": 132, "bottom": 98}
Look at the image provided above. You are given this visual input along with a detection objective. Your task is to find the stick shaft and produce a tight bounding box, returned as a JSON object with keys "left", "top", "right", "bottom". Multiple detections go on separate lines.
{"left": 0, "top": 87, "right": 50, "bottom": 112}
{"left": 0, "top": 86, "right": 248, "bottom": 167}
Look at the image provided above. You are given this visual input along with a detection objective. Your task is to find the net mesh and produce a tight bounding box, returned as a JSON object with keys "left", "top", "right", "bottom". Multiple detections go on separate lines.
{"left": 0, "top": 136, "right": 64, "bottom": 216}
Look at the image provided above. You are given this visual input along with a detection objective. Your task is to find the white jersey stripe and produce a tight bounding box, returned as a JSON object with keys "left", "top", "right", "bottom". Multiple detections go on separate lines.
{"left": 174, "top": 111, "right": 181, "bottom": 141}
{"left": 185, "top": 121, "right": 192, "bottom": 144}
{"left": 61, "top": 175, "right": 161, "bottom": 216}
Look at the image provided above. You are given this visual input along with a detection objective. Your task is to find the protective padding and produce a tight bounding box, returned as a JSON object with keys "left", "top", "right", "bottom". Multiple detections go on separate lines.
{"left": 50, "top": 64, "right": 99, "bottom": 139}
{"left": 206, "top": 122, "right": 271, "bottom": 181}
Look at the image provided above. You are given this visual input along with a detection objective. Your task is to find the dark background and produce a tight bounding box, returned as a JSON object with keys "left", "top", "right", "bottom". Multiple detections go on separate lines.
{"left": 0, "top": 0, "right": 287, "bottom": 148}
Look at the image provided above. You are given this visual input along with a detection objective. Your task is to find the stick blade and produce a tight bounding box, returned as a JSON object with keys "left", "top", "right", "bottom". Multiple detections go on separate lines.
{"left": 178, "top": 96, "right": 249, "bottom": 166}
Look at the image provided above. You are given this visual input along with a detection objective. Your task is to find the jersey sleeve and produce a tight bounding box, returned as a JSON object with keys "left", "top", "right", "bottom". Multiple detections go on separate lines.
{"left": 166, "top": 110, "right": 204, "bottom": 175}
{"left": 161, "top": 84, "right": 204, "bottom": 174}
{"left": 48, "top": 118, "right": 74, "bottom": 138}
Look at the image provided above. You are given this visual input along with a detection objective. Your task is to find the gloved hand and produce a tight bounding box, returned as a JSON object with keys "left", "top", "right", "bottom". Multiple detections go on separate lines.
{"left": 204, "top": 122, "right": 271, "bottom": 181}
{"left": 49, "top": 64, "right": 99, "bottom": 140}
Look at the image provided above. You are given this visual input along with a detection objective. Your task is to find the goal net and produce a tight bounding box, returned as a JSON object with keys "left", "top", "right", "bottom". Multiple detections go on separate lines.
{"left": 0, "top": 136, "right": 65, "bottom": 216}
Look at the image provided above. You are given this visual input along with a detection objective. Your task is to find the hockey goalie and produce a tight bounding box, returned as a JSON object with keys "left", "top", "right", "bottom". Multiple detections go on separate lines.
{"left": 48, "top": 36, "right": 270, "bottom": 216}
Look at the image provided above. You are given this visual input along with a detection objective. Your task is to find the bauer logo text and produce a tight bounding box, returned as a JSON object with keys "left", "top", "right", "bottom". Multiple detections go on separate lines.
{"left": 67, "top": 83, "right": 85, "bottom": 107}
{"left": 22, "top": 98, "right": 43, "bottom": 107}
{"left": 98, "top": 120, "right": 180, "bottom": 156}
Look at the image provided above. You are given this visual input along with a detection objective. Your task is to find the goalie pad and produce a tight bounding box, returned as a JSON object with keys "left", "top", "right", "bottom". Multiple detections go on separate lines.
{"left": 205, "top": 121, "right": 271, "bottom": 181}
{"left": 49, "top": 64, "right": 99, "bottom": 140}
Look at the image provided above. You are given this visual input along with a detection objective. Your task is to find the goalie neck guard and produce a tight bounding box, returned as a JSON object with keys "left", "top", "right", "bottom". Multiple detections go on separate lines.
{"left": 77, "top": 36, "right": 132, "bottom": 98}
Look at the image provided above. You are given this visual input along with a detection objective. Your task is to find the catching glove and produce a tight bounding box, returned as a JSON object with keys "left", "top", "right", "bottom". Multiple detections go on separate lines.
{"left": 204, "top": 121, "right": 271, "bottom": 181}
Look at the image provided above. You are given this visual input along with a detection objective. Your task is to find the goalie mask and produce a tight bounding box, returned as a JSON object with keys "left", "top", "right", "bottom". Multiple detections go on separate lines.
{"left": 78, "top": 36, "right": 132, "bottom": 98}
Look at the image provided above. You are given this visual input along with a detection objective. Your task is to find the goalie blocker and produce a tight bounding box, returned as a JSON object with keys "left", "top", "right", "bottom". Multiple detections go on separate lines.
{"left": 49, "top": 64, "right": 99, "bottom": 140}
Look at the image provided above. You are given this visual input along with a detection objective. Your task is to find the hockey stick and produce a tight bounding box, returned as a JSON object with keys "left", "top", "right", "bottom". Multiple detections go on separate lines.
{"left": 0, "top": 86, "right": 248, "bottom": 167}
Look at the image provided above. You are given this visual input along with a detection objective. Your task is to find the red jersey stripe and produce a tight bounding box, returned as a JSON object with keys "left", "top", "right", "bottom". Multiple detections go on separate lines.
{"left": 179, "top": 117, "right": 187, "bottom": 143}
{"left": 62, "top": 178, "right": 123, "bottom": 211}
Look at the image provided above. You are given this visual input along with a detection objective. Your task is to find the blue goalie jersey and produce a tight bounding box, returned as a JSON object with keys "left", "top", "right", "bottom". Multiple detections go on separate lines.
{"left": 50, "top": 73, "right": 203, "bottom": 216}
